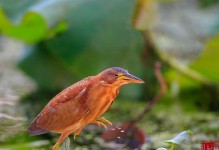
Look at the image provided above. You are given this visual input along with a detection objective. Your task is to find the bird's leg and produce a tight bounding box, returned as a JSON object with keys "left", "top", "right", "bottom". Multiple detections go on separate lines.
{"left": 92, "top": 120, "right": 107, "bottom": 129}
{"left": 52, "top": 130, "right": 72, "bottom": 150}
{"left": 98, "top": 117, "right": 112, "bottom": 125}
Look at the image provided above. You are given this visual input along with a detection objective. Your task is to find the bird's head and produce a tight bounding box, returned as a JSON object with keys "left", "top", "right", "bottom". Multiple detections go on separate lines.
{"left": 97, "top": 67, "right": 144, "bottom": 87}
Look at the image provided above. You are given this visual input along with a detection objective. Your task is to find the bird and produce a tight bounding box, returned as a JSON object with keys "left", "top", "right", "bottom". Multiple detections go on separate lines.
{"left": 28, "top": 67, "right": 144, "bottom": 150}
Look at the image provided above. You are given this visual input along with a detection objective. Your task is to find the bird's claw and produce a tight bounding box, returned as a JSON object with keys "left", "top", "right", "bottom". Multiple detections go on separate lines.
{"left": 74, "top": 128, "right": 82, "bottom": 139}
{"left": 98, "top": 117, "right": 112, "bottom": 125}
{"left": 73, "top": 133, "right": 77, "bottom": 139}
{"left": 92, "top": 120, "right": 107, "bottom": 129}
{"left": 98, "top": 122, "right": 107, "bottom": 130}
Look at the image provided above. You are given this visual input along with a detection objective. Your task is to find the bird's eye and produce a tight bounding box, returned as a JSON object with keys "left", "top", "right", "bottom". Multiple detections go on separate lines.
{"left": 115, "top": 73, "right": 118, "bottom": 77}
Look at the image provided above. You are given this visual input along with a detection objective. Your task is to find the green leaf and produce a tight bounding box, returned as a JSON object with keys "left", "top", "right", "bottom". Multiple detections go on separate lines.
{"left": 190, "top": 36, "right": 219, "bottom": 84}
{"left": 0, "top": 9, "right": 47, "bottom": 43}
{"left": 165, "top": 130, "right": 193, "bottom": 145}
{"left": 198, "top": 0, "right": 219, "bottom": 8}
{"left": 46, "top": 21, "right": 68, "bottom": 39}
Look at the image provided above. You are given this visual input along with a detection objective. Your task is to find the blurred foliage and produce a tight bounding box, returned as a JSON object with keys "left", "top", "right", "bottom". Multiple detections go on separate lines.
{"left": 46, "top": 21, "right": 68, "bottom": 39}
{"left": 19, "top": 45, "right": 75, "bottom": 90}
{"left": 0, "top": 133, "right": 50, "bottom": 150}
{"left": 1, "top": 0, "right": 219, "bottom": 149}
{"left": 1, "top": 0, "right": 219, "bottom": 112}
{"left": 0, "top": 8, "right": 67, "bottom": 43}
{"left": 2, "top": 97, "right": 219, "bottom": 149}
{"left": 199, "top": 0, "right": 219, "bottom": 7}
{"left": 132, "top": 0, "right": 219, "bottom": 110}
{"left": 132, "top": 0, "right": 157, "bottom": 31}
{"left": 190, "top": 36, "right": 219, "bottom": 84}
{"left": 0, "top": 10, "right": 46, "bottom": 43}
{"left": 1, "top": 0, "right": 219, "bottom": 100}
{"left": 16, "top": 0, "right": 145, "bottom": 98}
{"left": 45, "top": 0, "right": 144, "bottom": 77}
{"left": 0, "top": 0, "right": 39, "bottom": 16}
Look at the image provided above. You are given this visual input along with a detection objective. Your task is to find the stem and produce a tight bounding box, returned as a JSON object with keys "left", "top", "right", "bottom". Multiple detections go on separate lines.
{"left": 131, "top": 61, "right": 167, "bottom": 123}
{"left": 157, "top": 50, "right": 213, "bottom": 86}
{"left": 169, "top": 143, "right": 174, "bottom": 150}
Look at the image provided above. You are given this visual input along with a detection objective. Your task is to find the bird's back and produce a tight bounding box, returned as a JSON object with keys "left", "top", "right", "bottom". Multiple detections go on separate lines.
{"left": 28, "top": 77, "right": 95, "bottom": 135}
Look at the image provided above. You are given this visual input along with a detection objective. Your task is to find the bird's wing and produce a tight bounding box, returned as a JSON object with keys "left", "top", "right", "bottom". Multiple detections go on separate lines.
{"left": 29, "top": 77, "right": 94, "bottom": 134}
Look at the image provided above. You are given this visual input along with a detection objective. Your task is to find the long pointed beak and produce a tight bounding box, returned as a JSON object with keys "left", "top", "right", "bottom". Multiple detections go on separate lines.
{"left": 123, "top": 72, "right": 145, "bottom": 84}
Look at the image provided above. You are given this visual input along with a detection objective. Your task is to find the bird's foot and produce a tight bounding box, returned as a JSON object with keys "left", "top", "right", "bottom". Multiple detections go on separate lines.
{"left": 52, "top": 143, "right": 60, "bottom": 150}
{"left": 98, "top": 117, "right": 112, "bottom": 125}
{"left": 74, "top": 128, "right": 83, "bottom": 139}
{"left": 92, "top": 120, "right": 107, "bottom": 129}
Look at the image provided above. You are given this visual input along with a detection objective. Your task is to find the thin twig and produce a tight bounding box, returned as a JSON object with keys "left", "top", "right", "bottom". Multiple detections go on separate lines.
{"left": 131, "top": 61, "right": 167, "bottom": 123}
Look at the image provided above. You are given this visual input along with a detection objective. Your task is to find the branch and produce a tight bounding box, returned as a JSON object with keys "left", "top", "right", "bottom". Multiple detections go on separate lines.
{"left": 131, "top": 61, "right": 167, "bottom": 123}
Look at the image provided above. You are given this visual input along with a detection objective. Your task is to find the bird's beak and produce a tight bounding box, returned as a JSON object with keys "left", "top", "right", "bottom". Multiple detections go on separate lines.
{"left": 121, "top": 72, "right": 145, "bottom": 84}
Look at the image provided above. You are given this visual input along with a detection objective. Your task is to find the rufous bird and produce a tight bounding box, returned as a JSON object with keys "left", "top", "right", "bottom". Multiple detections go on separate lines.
{"left": 28, "top": 67, "right": 144, "bottom": 150}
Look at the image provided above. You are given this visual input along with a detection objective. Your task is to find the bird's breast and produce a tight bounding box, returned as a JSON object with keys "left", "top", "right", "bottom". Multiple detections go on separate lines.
{"left": 86, "top": 84, "right": 119, "bottom": 111}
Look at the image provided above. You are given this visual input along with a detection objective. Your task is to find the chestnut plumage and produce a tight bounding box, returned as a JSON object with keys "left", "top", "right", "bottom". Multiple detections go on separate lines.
{"left": 28, "top": 67, "right": 144, "bottom": 150}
